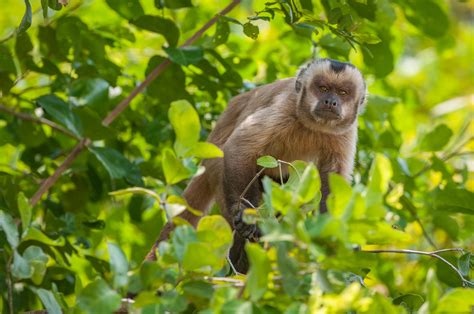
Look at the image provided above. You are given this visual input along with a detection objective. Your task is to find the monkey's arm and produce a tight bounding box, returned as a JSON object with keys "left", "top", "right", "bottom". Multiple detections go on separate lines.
{"left": 222, "top": 108, "right": 285, "bottom": 239}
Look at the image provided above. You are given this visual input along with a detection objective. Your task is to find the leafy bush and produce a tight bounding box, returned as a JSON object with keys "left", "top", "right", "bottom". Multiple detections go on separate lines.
{"left": 0, "top": 0, "right": 473, "bottom": 313}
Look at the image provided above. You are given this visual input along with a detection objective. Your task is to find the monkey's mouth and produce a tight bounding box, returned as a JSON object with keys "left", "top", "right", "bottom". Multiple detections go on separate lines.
{"left": 314, "top": 109, "right": 341, "bottom": 120}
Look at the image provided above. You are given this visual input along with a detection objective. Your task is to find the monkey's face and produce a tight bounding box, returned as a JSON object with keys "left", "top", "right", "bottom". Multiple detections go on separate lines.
{"left": 295, "top": 59, "right": 366, "bottom": 134}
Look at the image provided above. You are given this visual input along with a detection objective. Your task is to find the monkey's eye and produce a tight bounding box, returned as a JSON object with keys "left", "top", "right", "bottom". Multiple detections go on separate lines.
{"left": 337, "top": 89, "right": 348, "bottom": 96}
{"left": 319, "top": 86, "right": 329, "bottom": 93}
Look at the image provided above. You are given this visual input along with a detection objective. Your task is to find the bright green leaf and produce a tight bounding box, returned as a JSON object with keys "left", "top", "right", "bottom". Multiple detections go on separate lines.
{"left": 12, "top": 250, "right": 32, "bottom": 279}
{"left": 188, "top": 142, "right": 223, "bottom": 158}
{"left": 245, "top": 243, "right": 270, "bottom": 301}
{"left": 257, "top": 156, "right": 278, "bottom": 168}
{"left": 162, "top": 148, "right": 192, "bottom": 184}
{"left": 17, "top": 192, "right": 31, "bottom": 235}
{"left": 419, "top": 124, "right": 453, "bottom": 152}
{"left": 33, "top": 288, "right": 62, "bottom": 314}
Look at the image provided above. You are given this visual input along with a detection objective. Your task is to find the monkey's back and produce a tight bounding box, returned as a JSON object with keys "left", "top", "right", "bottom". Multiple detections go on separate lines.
{"left": 207, "top": 78, "right": 295, "bottom": 147}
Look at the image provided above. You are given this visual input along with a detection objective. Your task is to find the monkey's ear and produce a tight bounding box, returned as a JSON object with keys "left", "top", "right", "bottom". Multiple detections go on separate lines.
{"left": 295, "top": 62, "right": 312, "bottom": 93}
{"left": 358, "top": 93, "right": 368, "bottom": 114}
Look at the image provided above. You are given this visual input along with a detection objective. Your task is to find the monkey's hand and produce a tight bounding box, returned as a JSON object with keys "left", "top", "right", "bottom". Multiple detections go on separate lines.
{"left": 233, "top": 205, "right": 261, "bottom": 242}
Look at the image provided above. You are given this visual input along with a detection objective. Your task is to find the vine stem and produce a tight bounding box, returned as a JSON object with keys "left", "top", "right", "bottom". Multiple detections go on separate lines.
{"left": 29, "top": 0, "right": 242, "bottom": 206}
{"left": 361, "top": 248, "right": 470, "bottom": 286}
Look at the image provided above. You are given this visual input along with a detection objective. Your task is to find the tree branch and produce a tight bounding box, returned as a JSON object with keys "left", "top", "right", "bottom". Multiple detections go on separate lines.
{"left": 28, "top": 0, "right": 242, "bottom": 206}
{"left": 0, "top": 104, "right": 81, "bottom": 140}
{"left": 361, "top": 248, "right": 472, "bottom": 287}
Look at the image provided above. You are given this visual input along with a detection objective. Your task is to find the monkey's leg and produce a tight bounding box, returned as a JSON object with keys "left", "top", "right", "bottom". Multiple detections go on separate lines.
{"left": 144, "top": 173, "right": 213, "bottom": 261}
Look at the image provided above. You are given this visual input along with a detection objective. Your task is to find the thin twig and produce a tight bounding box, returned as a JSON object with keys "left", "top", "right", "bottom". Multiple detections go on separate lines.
{"left": 28, "top": 0, "right": 242, "bottom": 206}
{"left": 278, "top": 160, "right": 301, "bottom": 179}
{"left": 361, "top": 248, "right": 471, "bottom": 287}
{"left": 0, "top": 104, "right": 81, "bottom": 140}
{"left": 238, "top": 167, "right": 266, "bottom": 210}
{"left": 5, "top": 254, "right": 14, "bottom": 314}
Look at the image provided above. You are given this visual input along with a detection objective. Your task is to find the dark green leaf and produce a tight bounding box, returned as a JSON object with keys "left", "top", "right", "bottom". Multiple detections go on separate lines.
{"left": 156, "top": 0, "right": 193, "bottom": 9}
{"left": 403, "top": 1, "right": 449, "bottom": 38}
{"left": 392, "top": 294, "right": 424, "bottom": 312}
{"left": 105, "top": 0, "right": 144, "bottom": 20}
{"left": 182, "top": 281, "right": 214, "bottom": 299}
{"left": 419, "top": 124, "right": 453, "bottom": 152}
{"left": 145, "top": 55, "right": 186, "bottom": 103}
{"left": 88, "top": 146, "right": 143, "bottom": 185}
{"left": 36, "top": 94, "right": 83, "bottom": 136}
{"left": 458, "top": 253, "right": 471, "bottom": 277}
{"left": 69, "top": 78, "right": 110, "bottom": 108}
{"left": 213, "top": 19, "right": 230, "bottom": 46}
{"left": 165, "top": 46, "right": 203, "bottom": 66}
{"left": 132, "top": 15, "right": 180, "bottom": 47}
{"left": 433, "top": 188, "right": 474, "bottom": 215}
{"left": 243, "top": 22, "right": 259, "bottom": 39}
{"left": 18, "top": 0, "right": 32, "bottom": 34}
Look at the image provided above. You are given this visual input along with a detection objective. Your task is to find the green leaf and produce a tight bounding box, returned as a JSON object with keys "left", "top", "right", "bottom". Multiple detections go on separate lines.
{"left": 392, "top": 294, "right": 424, "bottom": 312}
{"left": 169, "top": 100, "right": 200, "bottom": 156}
{"left": 172, "top": 225, "right": 198, "bottom": 262}
{"left": 435, "top": 288, "right": 474, "bottom": 314}
{"left": 17, "top": 192, "right": 31, "bottom": 234}
{"left": 89, "top": 146, "right": 143, "bottom": 186}
{"left": 245, "top": 243, "right": 270, "bottom": 301}
{"left": 33, "top": 288, "right": 62, "bottom": 314}
{"left": 183, "top": 242, "right": 221, "bottom": 271}
{"left": 458, "top": 252, "right": 471, "bottom": 277}
{"left": 0, "top": 210, "right": 20, "bottom": 248}
{"left": 196, "top": 215, "right": 233, "bottom": 257}
{"left": 366, "top": 153, "right": 392, "bottom": 217}
{"left": 243, "top": 22, "right": 259, "bottom": 39}
{"left": 328, "top": 173, "right": 352, "bottom": 218}
{"left": 23, "top": 246, "right": 48, "bottom": 285}
{"left": 213, "top": 19, "right": 230, "bottom": 46}
{"left": 403, "top": 1, "right": 449, "bottom": 38}
{"left": 105, "top": 0, "right": 144, "bottom": 20}
{"left": 162, "top": 148, "right": 192, "bottom": 185}
{"left": 165, "top": 46, "right": 203, "bottom": 66}
{"left": 157, "top": 0, "right": 193, "bottom": 9}
{"left": 36, "top": 94, "right": 83, "bottom": 136}
{"left": 188, "top": 142, "right": 223, "bottom": 158}
{"left": 22, "top": 227, "right": 65, "bottom": 246}
{"left": 18, "top": 0, "right": 32, "bottom": 34}
{"left": 12, "top": 250, "right": 33, "bottom": 279}
{"left": 419, "top": 124, "right": 453, "bottom": 152}
{"left": 132, "top": 15, "right": 180, "bottom": 47}
{"left": 182, "top": 280, "right": 214, "bottom": 299}
{"left": 433, "top": 188, "right": 474, "bottom": 215}
{"left": 145, "top": 55, "right": 186, "bottom": 103}
{"left": 257, "top": 156, "right": 278, "bottom": 168}
{"left": 76, "top": 278, "right": 121, "bottom": 314}
{"left": 295, "top": 164, "right": 320, "bottom": 204}
{"left": 69, "top": 78, "right": 110, "bottom": 108}
{"left": 108, "top": 243, "right": 129, "bottom": 289}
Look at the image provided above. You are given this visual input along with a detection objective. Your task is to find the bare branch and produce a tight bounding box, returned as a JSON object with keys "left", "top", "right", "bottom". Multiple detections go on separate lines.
{"left": 0, "top": 104, "right": 81, "bottom": 140}
{"left": 361, "top": 248, "right": 471, "bottom": 287}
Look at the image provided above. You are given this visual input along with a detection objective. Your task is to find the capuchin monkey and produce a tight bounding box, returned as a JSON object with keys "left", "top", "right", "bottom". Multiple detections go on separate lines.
{"left": 145, "top": 58, "right": 367, "bottom": 273}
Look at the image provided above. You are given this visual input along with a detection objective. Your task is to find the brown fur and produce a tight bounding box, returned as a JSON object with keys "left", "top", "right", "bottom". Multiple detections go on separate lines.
{"left": 145, "top": 59, "right": 366, "bottom": 269}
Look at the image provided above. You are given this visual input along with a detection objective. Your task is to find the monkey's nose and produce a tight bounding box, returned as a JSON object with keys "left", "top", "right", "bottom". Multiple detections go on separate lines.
{"left": 324, "top": 99, "right": 338, "bottom": 107}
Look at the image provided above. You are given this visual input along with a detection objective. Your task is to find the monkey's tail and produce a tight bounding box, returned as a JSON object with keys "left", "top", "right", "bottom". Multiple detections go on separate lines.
{"left": 144, "top": 173, "right": 214, "bottom": 261}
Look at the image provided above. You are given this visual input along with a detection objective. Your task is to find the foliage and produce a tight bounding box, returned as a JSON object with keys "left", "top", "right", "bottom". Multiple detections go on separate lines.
{"left": 0, "top": 0, "right": 473, "bottom": 313}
